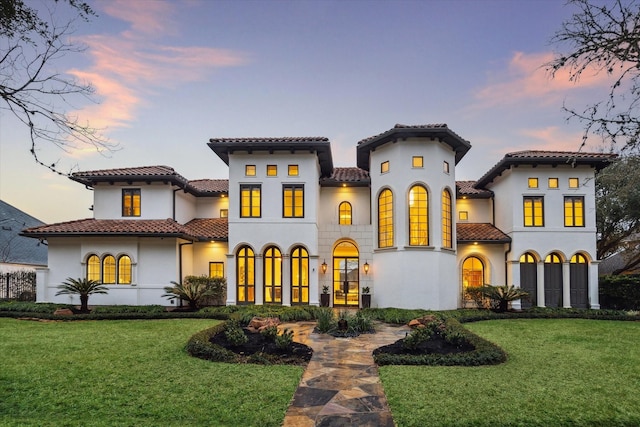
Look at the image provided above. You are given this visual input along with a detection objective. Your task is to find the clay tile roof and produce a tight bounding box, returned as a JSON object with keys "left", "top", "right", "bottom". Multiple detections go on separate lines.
{"left": 71, "top": 165, "right": 187, "bottom": 186}
{"left": 184, "top": 218, "right": 228, "bottom": 240}
{"left": 320, "top": 167, "right": 370, "bottom": 187}
{"left": 188, "top": 179, "right": 229, "bottom": 194}
{"left": 356, "top": 124, "right": 471, "bottom": 170}
{"left": 456, "top": 223, "right": 511, "bottom": 243}
{"left": 476, "top": 150, "right": 617, "bottom": 188}
{"left": 22, "top": 218, "right": 191, "bottom": 239}
{"left": 456, "top": 181, "right": 493, "bottom": 198}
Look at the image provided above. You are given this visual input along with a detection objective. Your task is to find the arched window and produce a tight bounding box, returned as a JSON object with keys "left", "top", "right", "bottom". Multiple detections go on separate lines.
{"left": 339, "top": 201, "right": 352, "bottom": 225}
{"left": 570, "top": 253, "right": 588, "bottom": 308}
{"left": 290, "top": 246, "right": 309, "bottom": 305}
{"left": 264, "top": 246, "right": 282, "bottom": 304}
{"left": 378, "top": 189, "right": 393, "bottom": 248}
{"left": 519, "top": 252, "right": 537, "bottom": 308}
{"left": 87, "top": 254, "right": 100, "bottom": 282}
{"left": 236, "top": 246, "right": 255, "bottom": 304}
{"left": 102, "top": 255, "right": 116, "bottom": 284}
{"left": 544, "top": 253, "right": 563, "bottom": 308}
{"left": 118, "top": 255, "right": 132, "bottom": 284}
{"left": 442, "top": 189, "right": 453, "bottom": 248}
{"left": 462, "top": 257, "right": 484, "bottom": 290}
{"left": 409, "top": 185, "right": 428, "bottom": 246}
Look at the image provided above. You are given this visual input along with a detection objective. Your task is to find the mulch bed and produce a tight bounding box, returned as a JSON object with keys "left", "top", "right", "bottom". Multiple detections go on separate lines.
{"left": 373, "top": 333, "right": 474, "bottom": 356}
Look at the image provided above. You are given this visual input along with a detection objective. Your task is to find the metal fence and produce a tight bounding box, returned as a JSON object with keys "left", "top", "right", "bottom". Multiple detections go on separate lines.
{"left": 1, "top": 271, "right": 36, "bottom": 301}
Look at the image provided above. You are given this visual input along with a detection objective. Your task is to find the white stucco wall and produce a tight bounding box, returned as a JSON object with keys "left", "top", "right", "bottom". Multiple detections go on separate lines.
{"left": 92, "top": 183, "right": 175, "bottom": 220}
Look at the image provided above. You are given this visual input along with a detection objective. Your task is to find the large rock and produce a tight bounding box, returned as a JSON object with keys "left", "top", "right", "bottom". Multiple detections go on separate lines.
{"left": 54, "top": 308, "right": 74, "bottom": 316}
{"left": 247, "top": 316, "right": 280, "bottom": 332}
{"left": 407, "top": 314, "right": 438, "bottom": 329}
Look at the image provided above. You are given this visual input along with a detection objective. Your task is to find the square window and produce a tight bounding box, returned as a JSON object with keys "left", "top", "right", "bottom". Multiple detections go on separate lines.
{"left": 288, "top": 165, "right": 299, "bottom": 176}
{"left": 381, "top": 161, "right": 389, "bottom": 174}
{"left": 220, "top": 209, "right": 228, "bottom": 218}
{"left": 412, "top": 156, "right": 423, "bottom": 168}
{"left": 548, "top": 178, "right": 559, "bottom": 188}
{"left": 209, "top": 262, "right": 224, "bottom": 278}
{"left": 459, "top": 211, "right": 469, "bottom": 221}
{"left": 528, "top": 178, "right": 538, "bottom": 188}
{"left": 245, "top": 165, "right": 256, "bottom": 176}
{"left": 267, "top": 165, "right": 277, "bottom": 176}
{"left": 569, "top": 178, "right": 579, "bottom": 188}
{"left": 443, "top": 161, "right": 450, "bottom": 174}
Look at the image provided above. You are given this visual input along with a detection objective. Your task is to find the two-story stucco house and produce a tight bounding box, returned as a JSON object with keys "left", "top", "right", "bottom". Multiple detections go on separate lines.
{"left": 22, "top": 124, "right": 615, "bottom": 310}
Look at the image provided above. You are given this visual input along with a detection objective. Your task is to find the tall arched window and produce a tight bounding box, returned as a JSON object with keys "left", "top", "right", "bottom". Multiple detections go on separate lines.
{"left": 291, "top": 246, "right": 309, "bottom": 305}
{"left": 118, "top": 255, "right": 132, "bottom": 284}
{"left": 102, "top": 255, "right": 116, "bottom": 284}
{"left": 378, "top": 189, "right": 393, "bottom": 248}
{"left": 264, "top": 246, "right": 282, "bottom": 304}
{"left": 339, "top": 201, "right": 352, "bottom": 225}
{"left": 87, "top": 254, "right": 100, "bottom": 281}
{"left": 409, "top": 185, "right": 428, "bottom": 246}
{"left": 237, "top": 246, "right": 255, "bottom": 304}
{"left": 442, "top": 189, "right": 453, "bottom": 248}
{"left": 462, "top": 256, "right": 484, "bottom": 290}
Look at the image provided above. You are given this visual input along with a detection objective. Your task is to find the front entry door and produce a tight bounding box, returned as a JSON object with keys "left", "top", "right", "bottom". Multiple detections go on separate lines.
{"left": 333, "top": 241, "right": 359, "bottom": 307}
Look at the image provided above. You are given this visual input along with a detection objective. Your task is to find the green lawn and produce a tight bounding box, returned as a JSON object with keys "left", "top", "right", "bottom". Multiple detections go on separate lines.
{"left": 0, "top": 318, "right": 303, "bottom": 427}
{"left": 380, "top": 319, "right": 640, "bottom": 427}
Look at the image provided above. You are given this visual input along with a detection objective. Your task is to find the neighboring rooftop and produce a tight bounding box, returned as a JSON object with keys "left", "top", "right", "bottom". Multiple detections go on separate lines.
{"left": 0, "top": 200, "right": 47, "bottom": 267}
{"left": 356, "top": 124, "right": 472, "bottom": 170}
{"left": 208, "top": 137, "right": 334, "bottom": 178}
{"left": 475, "top": 150, "right": 617, "bottom": 188}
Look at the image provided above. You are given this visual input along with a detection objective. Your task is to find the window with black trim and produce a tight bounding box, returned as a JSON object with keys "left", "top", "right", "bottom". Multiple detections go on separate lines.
{"left": 86, "top": 253, "right": 132, "bottom": 284}
{"left": 339, "top": 201, "right": 352, "bottom": 225}
{"left": 409, "top": 185, "right": 428, "bottom": 246}
{"left": 528, "top": 178, "right": 538, "bottom": 188}
{"left": 267, "top": 165, "right": 277, "bottom": 176}
{"left": 240, "top": 184, "right": 261, "bottom": 217}
{"left": 220, "top": 209, "right": 228, "bottom": 218}
{"left": 412, "top": 156, "right": 423, "bottom": 168}
{"left": 381, "top": 161, "right": 389, "bottom": 173}
{"left": 442, "top": 189, "right": 453, "bottom": 248}
{"left": 245, "top": 165, "right": 256, "bottom": 176}
{"left": 288, "top": 165, "right": 299, "bottom": 176}
{"left": 236, "top": 246, "right": 255, "bottom": 304}
{"left": 209, "top": 262, "right": 224, "bottom": 278}
{"left": 443, "top": 161, "right": 450, "bottom": 174}
{"left": 283, "top": 184, "right": 304, "bottom": 218}
{"left": 569, "top": 177, "right": 579, "bottom": 188}
{"left": 290, "top": 246, "right": 309, "bottom": 305}
{"left": 122, "top": 189, "right": 141, "bottom": 217}
{"left": 523, "top": 196, "right": 544, "bottom": 227}
{"left": 378, "top": 189, "right": 393, "bottom": 248}
{"left": 564, "top": 196, "right": 585, "bottom": 227}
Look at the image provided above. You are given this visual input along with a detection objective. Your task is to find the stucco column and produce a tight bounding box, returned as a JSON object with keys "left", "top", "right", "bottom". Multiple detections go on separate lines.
{"left": 589, "top": 260, "right": 600, "bottom": 309}
{"left": 309, "top": 256, "right": 320, "bottom": 306}
{"left": 563, "top": 261, "right": 571, "bottom": 308}
{"left": 536, "top": 262, "right": 545, "bottom": 307}
{"left": 509, "top": 260, "right": 522, "bottom": 310}
{"left": 225, "top": 253, "right": 236, "bottom": 305}
{"left": 254, "top": 254, "right": 263, "bottom": 305}
{"left": 281, "top": 254, "right": 291, "bottom": 306}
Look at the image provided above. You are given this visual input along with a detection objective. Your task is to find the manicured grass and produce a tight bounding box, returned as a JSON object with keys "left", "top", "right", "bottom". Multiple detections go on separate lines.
{"left": 0, "top": 318, "right": 303, "bottom": 426}
{"left": 380, "top": 319, "right": 640, "bottom": 427}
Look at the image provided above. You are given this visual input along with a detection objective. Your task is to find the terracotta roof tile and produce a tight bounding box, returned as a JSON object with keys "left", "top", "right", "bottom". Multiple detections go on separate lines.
{"left": 457, "top": 223, "right": 511, "bottom": 243}
{"left": 184, "top": 218, "right": 228, "bottom": 240}
{"left": 188, "top": 179, "right": 229, "bottom": 194}
{"left": 320, "top": 167, "right": 370, "bottom": 186}
{"left": 456, "top": 181, "right": 493, "bottom": 198}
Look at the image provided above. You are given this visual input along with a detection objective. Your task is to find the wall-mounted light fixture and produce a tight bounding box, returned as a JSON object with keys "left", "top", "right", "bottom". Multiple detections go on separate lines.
{"left": 321, "top": 260, "right": 328, "bottom": 274}
{"left": 363, "top": 261, "right": 370, "bottom": 275}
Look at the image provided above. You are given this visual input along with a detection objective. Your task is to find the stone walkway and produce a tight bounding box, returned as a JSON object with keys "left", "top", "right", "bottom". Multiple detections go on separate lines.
{"left": 280, "top": 321, "right": 410, "bottom": 427}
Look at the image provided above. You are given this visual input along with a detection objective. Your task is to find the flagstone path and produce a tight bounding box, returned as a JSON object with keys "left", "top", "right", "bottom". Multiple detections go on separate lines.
{"left": 280, "top": 321, "right": 411, "bottom": 427}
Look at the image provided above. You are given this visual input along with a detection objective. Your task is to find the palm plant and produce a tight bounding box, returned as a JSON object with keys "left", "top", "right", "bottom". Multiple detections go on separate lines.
{"left": 55, "top": 277, "right": 108, "bottom": 313}
{"left": 162, "top": 280, "right": 214, "bottom": 310}
{"left": 480, "top": 284, "right": 529, "bottom": 312}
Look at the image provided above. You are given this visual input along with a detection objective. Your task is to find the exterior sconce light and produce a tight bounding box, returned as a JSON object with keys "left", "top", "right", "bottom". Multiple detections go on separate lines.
{"left": 363, "top": 261, "right": 370, "bottom": 275}
{"left": 321, "top": 260, "right": 328, "bottom": 274}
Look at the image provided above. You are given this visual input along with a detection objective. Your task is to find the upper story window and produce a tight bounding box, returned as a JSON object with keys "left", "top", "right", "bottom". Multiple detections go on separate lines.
{"left": 245, "top": 165, "right": 256, "bottom": 176}
{"left": 459, "top": 211, "right": 469, "bottom": 221}
{"left": 569, "top": 177, "right": 579, "bottom": 188}
{"left": 564, "top": 196, "right": 585, "bottom": 227}
{"left": 548, "top": 178, "right": 559, "bottom": 188}
{"left": 122, "top": 189, "right": 141, "bottom": 217}
{"left": 409, "top": 185, "right": 428, "bottom": 246}
{"left": 412, "top": 156, "right": 423, "bottom": 168}
{"left": 378, "top": 189, "right": 394, "bottom": 248}
{"left": 442, "top": 189, "right": 453, "bottom": 248}
{"left": 523, "top": 196, "right": 544, "bottom": 227}
{"left": 240, "top": 184, "right": 261, "bottom": 218}
{"left": 209, "top": 262, "right": 224, "bottom": 278}
{"left": 443, "top": 161, "right": 450, "bottom": 174}
{"left": 381, "top": 161, "right": 390, "bottom": 174}
{"left": 283, "top": 184, "right": 304, "bottom": 218}
{"left": 267, "top": 165, "right": 277, "bottom": 176}
{"left": 220, "top": 209, "right": 228, "bottom": 218}
{"left": 339, "top": 201, "right": 352, "bottom": 225}
{"left": 528, "top": 178, "right": 538, "bottom": 188}
{"left": 288, "top": 165, "right": 299, "bottom": 176}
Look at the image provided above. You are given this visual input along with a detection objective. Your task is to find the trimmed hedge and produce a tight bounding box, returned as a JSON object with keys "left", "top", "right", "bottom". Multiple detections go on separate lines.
{"left": 600, "top": 274, "right": 640, "bottom": 310}
{"left": 373, "top": 317, "right": 507, "bottom": 366}
{"left": 184, "top": 322, "right": 238, "bottom": 363}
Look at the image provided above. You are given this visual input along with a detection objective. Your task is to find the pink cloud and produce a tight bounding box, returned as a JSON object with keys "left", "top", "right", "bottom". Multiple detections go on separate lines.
{"left": 99, "top": 0, "right": 176, "bottom": 36}
{"left": 473, "top": 51, "right": 615, "bottom": 109}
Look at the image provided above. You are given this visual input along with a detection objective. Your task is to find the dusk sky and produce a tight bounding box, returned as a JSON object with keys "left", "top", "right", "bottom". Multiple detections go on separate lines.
{"left": 0, "top": 0, "right": 617, "bottom": 224}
